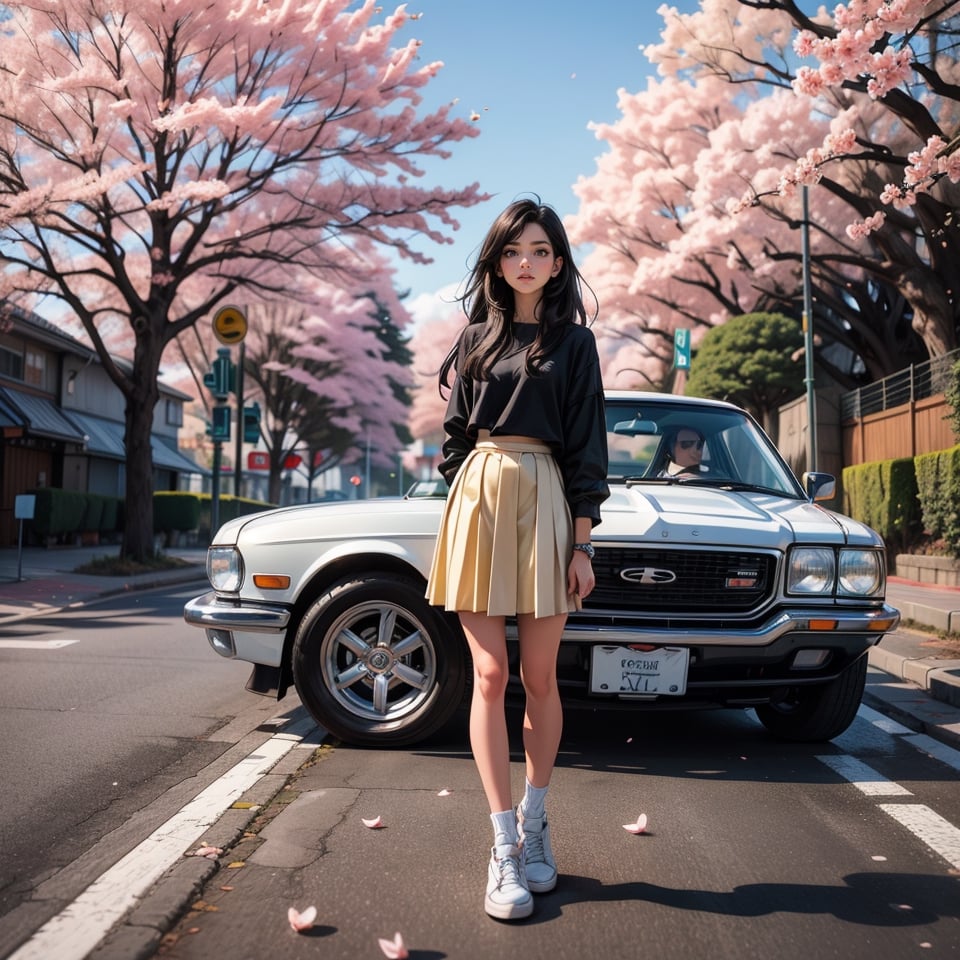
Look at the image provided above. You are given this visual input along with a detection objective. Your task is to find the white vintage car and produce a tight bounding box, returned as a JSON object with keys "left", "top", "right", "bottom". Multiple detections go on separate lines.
{"left": 184, "top": 391, "right": 900, "bottom": 746}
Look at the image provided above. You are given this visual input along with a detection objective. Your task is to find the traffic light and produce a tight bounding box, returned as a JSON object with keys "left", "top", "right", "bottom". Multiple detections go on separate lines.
{"left": 207, "top": 404, "right": 231, "bottom": 441}
{"left": 202, "top": 348, "right": 236, "bottom": 400}
{"left": 242, "top": 402, "right": 261, "bottom": 444}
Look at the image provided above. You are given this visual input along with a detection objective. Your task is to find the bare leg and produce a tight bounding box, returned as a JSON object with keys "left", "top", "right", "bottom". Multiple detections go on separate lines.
{"left": 517, "top": 612, "right": 566, "bottom": 789}
{"left": 459, "top": 611, "right": 513, "bottom": 813}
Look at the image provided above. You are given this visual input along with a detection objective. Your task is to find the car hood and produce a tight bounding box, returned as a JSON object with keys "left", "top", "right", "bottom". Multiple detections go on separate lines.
{"left": 214, "top": 497, "right": 445, "bottom": 547}
{"left": 597, "top": 484, "right": 882, "bottom": 549}
{"left": 213, "top": 486, "right": 881, "bottom": 552}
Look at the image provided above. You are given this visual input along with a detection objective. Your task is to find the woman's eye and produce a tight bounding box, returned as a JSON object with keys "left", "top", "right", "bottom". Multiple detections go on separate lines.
{"left": 503, "top": 250, "right": 517, "bottom": 258}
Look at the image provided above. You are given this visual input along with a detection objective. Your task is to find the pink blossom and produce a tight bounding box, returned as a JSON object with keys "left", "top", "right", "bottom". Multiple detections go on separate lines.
{"left": 938, "top": 151, "right": 960, "bottom": 183}
{"left": 287, "top": 906, "right": 317, "bottom": 932}
{"left": 378, "top": 932, "right": 409, "bottom": 959}
{"left": 879, "top": 183, "right": 903, "bottom": 205}
{"left": 824, "top": 128, "right": 858, "bottom": 155}
{"left": 623, "top": 814, "right": 649, "bottom": 834}
{"left": 846, "top": 210, "right": 886, "bottom": 239}
{"left": 793, "top": 67, "right": 825, "bottom": 97}
{"left": 793, "top": 31, "right": 818, "bottom": 57}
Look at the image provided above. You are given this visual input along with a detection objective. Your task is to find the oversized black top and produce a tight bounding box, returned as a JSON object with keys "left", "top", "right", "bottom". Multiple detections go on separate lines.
{"left": 438, "top": 322, "right": 610, "bottom": 526}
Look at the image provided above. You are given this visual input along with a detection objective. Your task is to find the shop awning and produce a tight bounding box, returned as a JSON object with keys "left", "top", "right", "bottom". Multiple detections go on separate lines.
{"left": 152, "top": 436, "right": 208, "bottom": 476}
{"left": 67, "top": 411, "right": 208, "bottom": 476}
{"left": 0, "top": 386, "right": 86, "bottom": 443}
{"left": 67, "top": 411, "right": 126, "bottom": 459}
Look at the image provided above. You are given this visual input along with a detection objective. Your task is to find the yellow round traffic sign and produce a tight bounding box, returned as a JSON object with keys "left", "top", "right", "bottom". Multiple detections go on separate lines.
{"left": 213, "top": 305, "right": 247, "bottom": 345}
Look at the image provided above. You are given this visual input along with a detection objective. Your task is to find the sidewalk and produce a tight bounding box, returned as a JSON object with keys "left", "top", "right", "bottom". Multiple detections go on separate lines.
{"left": 0, "top": 543, "right": 208, "bottom": 622}
{"left": 1, "top": 545, "right": 959, "bottom": 741}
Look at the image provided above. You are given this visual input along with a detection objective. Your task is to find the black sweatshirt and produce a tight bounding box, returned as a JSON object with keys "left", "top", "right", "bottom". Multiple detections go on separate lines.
{"left": 438, "top": 321, "right": 610, "bottom": 527}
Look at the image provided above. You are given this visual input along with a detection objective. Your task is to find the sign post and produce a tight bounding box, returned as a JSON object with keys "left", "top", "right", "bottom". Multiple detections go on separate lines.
{"left": 14, "top": 494, "right": 35, "bottom": 582}
{"left": 213, "top": 305, "right": 248, "bottom": 499}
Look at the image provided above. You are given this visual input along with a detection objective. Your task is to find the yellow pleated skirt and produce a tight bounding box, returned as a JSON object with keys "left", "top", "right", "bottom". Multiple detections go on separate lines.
{"left": 426, "top": 436, "right": 576, "bottom": 618}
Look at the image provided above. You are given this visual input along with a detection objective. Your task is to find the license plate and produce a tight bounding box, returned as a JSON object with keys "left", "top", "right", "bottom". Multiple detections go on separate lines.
{"left": 590, "top": 645, "right": 689, "bottom": 696}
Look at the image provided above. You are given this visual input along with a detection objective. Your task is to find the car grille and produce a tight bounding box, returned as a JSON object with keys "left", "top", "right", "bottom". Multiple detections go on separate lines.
{"left": 585, "top": 547, "right": 777, "bottom": 614}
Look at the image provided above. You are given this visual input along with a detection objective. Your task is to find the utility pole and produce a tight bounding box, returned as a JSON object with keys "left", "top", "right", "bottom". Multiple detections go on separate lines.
{"left": 234, "top": 340, "right": 245, "bottom": 497}
{"left": 801, "top": 186, "right": 818, "bottom": 473}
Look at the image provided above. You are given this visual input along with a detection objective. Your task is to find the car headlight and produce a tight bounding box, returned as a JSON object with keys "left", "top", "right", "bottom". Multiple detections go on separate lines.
{"left": 207, "top": 546, "right": 243, "bottom": 593}
{"left": 838, "top": 549, "right": 882, "bottom": 596}
{"left": 787, "top": 547, "right": 835, "bottom": 594}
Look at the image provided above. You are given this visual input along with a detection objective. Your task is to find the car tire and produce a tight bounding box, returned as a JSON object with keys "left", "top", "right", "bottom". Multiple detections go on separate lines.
{"left": 292, "top": 574, "right": 466, "bottom": 746}
{"left": 754, "top": 654, "right": 868, "bottom": 742}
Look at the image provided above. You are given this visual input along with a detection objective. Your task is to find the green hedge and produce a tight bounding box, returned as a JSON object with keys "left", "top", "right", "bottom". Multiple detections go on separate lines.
{"left": 915, "top": 445, "right": 960, "bottom": 554}
{"left": 28, "top": 488, "right": 123, "bottom": 541}
{"left": 26, "top": 489, "right": 275, "bottom": 544}
{"left": 153, "top": 491, "right": 202, "bottom": 533}
{"left": 842, "top": 446, "right": 960, "bottom": 556}
{"left": 842, "top": 457, "right": 920, "bottom": 550}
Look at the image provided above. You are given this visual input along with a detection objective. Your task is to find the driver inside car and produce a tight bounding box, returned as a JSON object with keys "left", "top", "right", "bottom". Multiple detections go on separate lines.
{"left": 660, "top": 427, "right": 706, "bottom": 477}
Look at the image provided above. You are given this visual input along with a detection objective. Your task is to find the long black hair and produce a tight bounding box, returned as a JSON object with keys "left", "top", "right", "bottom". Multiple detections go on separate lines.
{"left": 438, "top": 198, "right": 596, "bottom": 392}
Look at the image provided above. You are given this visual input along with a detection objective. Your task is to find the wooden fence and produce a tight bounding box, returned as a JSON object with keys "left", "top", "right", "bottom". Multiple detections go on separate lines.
{"left": 839, "top": 349, "right": 958, "bottom": 463}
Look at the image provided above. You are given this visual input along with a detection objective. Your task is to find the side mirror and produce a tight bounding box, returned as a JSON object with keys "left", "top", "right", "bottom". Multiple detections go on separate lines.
{"left": 802, "top": 471, "right": 836, "bottom": 502}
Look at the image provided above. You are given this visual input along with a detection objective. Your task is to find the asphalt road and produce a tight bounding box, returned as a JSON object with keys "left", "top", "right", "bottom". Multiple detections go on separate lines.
{"left": 155, "top": 700, "right": 960, "bottom": 960}
{"left": 1, "top": 594, "right": 959, "bottom": 960}
{"left": 0, "top": 585, "right": 282, "bottom": 957}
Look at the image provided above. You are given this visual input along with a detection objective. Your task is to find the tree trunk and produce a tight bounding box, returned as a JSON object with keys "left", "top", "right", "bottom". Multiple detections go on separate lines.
{"left": 121, "top": 338, "right": 162, "bottom": 562}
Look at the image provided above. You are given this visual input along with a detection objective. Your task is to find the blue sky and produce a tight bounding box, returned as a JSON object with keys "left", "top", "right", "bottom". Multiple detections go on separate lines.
{"left": 388, "top": 0, "right": 702, "bottom": 310}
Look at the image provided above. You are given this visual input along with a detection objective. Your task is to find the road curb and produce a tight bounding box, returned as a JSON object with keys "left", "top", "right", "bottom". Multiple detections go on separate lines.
{"left": 868, "top": 645, "right": 960, "bottom": 707}
{"left": 87, "top": 726, "right": 319, "bottom": 960}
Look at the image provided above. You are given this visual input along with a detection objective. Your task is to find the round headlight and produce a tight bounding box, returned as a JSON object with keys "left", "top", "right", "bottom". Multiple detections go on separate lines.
{"left": 207, "top": 546, "right": 243, "bottom": 593}
{"left": 838, "top": 549, "right": 882, "bottom": 596}
{"left": 787, "top": 547, "right": 835, "bottom": 594}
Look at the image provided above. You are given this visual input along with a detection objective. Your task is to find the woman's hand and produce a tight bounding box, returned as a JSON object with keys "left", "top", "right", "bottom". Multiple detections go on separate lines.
{"left": 567, "top": 550, "right": 595, "bottom": 602}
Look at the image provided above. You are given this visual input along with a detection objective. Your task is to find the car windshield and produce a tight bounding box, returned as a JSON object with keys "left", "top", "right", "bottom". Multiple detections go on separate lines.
{"left": 605, "top": 397, "right": 804, "bottom": 498}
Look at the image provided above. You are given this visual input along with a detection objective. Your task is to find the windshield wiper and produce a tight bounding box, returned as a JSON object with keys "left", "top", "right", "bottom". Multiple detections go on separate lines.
{"left": 624, "top": 476, "right": 791, "bottom": 496}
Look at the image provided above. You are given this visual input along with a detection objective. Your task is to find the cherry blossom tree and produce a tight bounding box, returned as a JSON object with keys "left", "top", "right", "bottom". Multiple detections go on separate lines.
{"left": 0, "top": 0, "right": 485, "bottom": 559}
{"left": 569, "top": 72, "right": 879, "bottom": 390}
{"left": 233, "top": 284, "right": 412, "bottom": 503}
{"left": 569, "top": 1, "right": 955, "bottom": 393}
{"left": 648, "top": 0, "right": 960, "bottom": 359}
{"left": 406, "top": 296, "right": 465, "bottom": 441}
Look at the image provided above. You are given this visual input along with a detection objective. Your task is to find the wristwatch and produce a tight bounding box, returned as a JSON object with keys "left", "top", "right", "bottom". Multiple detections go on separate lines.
{"left": 572, "top": 542, "right": 595, "bottom": 560}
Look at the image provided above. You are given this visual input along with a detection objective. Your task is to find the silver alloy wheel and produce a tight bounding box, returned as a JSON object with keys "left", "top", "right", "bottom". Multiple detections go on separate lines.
{"left": 318, "top": 599, "right": 437, "bottom": 722}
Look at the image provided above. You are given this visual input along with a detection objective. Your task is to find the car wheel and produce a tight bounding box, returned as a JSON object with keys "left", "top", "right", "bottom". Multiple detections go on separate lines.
{"left": 754, "top": 654, "right": 868, "bottom": 742}
{"left": 292, "top": 574, "right": 466, "bottom": 746}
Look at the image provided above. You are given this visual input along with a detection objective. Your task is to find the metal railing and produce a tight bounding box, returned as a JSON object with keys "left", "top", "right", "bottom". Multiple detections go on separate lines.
{"left": 840, "top": 348, "right": 960, "bottom": 420}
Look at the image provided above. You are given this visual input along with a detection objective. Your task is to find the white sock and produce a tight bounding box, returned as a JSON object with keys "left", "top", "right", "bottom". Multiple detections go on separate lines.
{"left": 490, "top": 809, "right": 518, "bottom": 850}
{"left": 520, "top": 779, "right": 548, "bottom": 819}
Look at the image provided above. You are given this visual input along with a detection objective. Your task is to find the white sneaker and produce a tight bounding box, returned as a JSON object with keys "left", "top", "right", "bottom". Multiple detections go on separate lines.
{"left": 484, "top": 844, "right": 533, "bottom": 920}
{"left": 517, "top": 807, "right": 557, "bottom": 893}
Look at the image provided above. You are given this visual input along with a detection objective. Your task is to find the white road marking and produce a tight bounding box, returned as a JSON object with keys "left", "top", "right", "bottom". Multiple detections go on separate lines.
{"left": 8, "top": 717, "right": 318, "bottom": 960}
{"left": 878, "top": 804, "right": 960, "bottom": 871}
{"left": 856, "top": 703, "right": 913, "bottom": 736}
{"left": 0, "top": 639, "right": 78, "bottom": 649}
{"left": 815, "top": 754, "right": 913, "bottom": 796}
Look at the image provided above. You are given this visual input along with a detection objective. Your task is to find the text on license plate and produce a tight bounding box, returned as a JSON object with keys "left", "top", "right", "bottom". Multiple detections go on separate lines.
{"left": 590, "top": 645, "right": 689, "bottom": 696}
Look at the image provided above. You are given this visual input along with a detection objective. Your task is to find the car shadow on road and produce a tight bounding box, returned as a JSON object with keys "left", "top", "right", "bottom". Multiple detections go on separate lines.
{"left": 525, "top": 871, "right": 959, "bottom": 927}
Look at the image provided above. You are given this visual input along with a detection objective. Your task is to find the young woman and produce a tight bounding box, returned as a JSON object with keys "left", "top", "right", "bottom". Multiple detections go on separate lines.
{"left": 426, "top": 199, "right": 609, "bottom": 921}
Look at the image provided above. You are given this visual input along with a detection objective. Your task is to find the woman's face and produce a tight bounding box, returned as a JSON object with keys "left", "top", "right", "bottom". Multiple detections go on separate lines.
{"left": 497, "top": 222, "right": 562, "bottom": 302}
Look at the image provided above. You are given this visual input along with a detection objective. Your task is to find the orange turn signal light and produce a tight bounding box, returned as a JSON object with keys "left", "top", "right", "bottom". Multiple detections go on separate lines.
{"left": 808, "top": 619, "right": 838, "bottom": 631}
{"left": 253, "top": 574, "right": 291, "bottom": 590}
